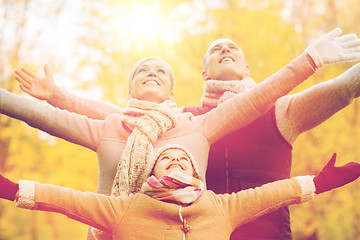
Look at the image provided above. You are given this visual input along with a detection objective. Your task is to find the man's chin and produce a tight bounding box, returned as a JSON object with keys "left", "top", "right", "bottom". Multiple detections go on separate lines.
{"left": 213, "top": 72, "right": 243, "bottom": 81}
{"left": 214, "top": 65, "right": 240, "bottom": 76}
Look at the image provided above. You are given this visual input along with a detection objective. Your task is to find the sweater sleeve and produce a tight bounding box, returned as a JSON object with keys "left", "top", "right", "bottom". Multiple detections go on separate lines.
{"left": 215, "top": 176, "right": 315, "bottom": 230}
{"left": 276, "top": 61, "right": 360, "bottom": 144}
{"left": 180, "top": 104, "right": 212, "bottom": 116}
{"left": 48, "top": 86, "right": 123, "bottom": 120}
{"left": 15, "top": 180, "right": 130, "bottom": 233}
{"left": 196, "top": 53, "right": 316, "bottom": 144}
{"left": 0, "top": 88, "right": 104, "bottom": 151}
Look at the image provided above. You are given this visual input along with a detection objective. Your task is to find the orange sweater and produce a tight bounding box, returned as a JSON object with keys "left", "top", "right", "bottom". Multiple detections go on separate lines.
{"left": 16, "top": 176, "right": 314, "bottom": 239}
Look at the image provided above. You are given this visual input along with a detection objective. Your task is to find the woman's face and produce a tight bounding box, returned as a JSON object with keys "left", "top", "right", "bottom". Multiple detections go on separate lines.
{"left": 153, "top": 149, "right": 194, "bottom": 179}
{"left": 129, "top": 60, "right": 174, "bottom": 103}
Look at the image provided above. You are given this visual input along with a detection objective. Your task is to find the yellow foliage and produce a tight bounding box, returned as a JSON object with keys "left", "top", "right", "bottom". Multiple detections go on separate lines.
{"left": 1, "top": 0, "right": 360, "bottom": 239}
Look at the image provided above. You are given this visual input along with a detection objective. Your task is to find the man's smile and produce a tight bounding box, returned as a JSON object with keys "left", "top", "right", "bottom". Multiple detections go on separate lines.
{"left": 219, "top": 56, "right": 235, "bottom": 63}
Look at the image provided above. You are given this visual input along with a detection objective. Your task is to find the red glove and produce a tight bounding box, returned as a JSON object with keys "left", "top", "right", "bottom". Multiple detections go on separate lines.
{"left": 0, "top": 173, "right": 19, "bottom": 201}
{"left": 313, "top": 153, "right": 360, "bottom": 194}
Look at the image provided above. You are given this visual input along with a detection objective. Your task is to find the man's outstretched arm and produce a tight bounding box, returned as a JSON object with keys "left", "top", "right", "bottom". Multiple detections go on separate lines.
{"left": 276, "top": 62, "right": 360, "bottom": 144}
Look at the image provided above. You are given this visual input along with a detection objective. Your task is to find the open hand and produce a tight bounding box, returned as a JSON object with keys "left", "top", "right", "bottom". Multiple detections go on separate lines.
{"left": 306, "top": 28, "right": 360, "bottom": 68}
{"left": 14, "top": 64, "right": 56, "bottom": 101}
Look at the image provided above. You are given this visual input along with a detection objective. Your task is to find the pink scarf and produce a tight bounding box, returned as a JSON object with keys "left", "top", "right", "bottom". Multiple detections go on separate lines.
{"left": 201, "top": 78, "right": 256, "bottom": 107}
{"left": 140, "top": 171, "right": 204, "bottom": 204}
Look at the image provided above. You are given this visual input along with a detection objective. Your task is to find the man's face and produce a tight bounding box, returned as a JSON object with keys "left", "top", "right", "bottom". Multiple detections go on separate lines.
{"left": 203, "top": 39, "right": 250, "bottom": 81}
{"left": 129, "top": 59, "right": 174, "bottom": 103}
{"left": 153, "top": 148, "right": 194, "bottom": 179}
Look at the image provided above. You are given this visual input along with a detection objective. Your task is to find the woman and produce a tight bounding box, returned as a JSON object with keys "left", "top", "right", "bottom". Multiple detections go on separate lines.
{"left": 1, "top": 145, "right": 359, "bottom": 239}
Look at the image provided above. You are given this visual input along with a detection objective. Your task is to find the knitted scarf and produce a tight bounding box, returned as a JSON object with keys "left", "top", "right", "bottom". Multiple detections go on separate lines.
{"left": 140, "top": 171, "right": 204, "bottom": 204}
{"left": 201, "top": 77, "right": 256, "bottom": 108}
{"left": 92, "top": 99, "right": 179, "bottom": 240}
{"left": 111, "top": 98, "right": 179, "bottom": 197}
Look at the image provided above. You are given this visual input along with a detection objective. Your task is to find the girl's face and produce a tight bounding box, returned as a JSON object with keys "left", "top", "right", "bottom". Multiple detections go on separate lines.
{"left": 129, "top": 60, "right": 174, "bottom": 103}
{"left": 153, "top": 149, "right": 194, "bottom": 179}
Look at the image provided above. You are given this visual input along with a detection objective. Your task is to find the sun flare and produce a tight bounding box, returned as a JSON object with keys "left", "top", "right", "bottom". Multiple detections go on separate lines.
{"left": 112, "top": 3, "right": 166, "bottom": 41}
{"left": 129, "top": 4, "right": 164, "bottom": 38}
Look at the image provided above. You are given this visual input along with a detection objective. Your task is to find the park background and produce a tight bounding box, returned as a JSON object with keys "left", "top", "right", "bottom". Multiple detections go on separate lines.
{"left": 0, "top": 0, "right": 359, "bottom": 239}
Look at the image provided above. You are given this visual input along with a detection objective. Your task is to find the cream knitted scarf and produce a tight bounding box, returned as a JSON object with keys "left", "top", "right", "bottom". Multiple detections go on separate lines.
{"left": 111, "top": 98, "right": 179, "bottom": 197}
{"left": 93, "top": 99, "right": 179, "bottom": 240}
{"left": 201, "top": 77, "right": 256, "bottom": 107}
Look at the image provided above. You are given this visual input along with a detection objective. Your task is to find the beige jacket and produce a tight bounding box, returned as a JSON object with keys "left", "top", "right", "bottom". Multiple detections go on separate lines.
{"left": 16, "top": 176, "right": 315, "bottom": 240}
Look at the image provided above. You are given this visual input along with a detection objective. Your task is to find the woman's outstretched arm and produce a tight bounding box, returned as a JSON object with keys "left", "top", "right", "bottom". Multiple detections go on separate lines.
{"left": 15, "top": 65, "right": 123, "bottom": 120}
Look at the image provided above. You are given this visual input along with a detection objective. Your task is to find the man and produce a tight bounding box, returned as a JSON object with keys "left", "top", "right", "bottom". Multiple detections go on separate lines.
{"left": 182, "top": 29, "right": 360, "bottom": 239}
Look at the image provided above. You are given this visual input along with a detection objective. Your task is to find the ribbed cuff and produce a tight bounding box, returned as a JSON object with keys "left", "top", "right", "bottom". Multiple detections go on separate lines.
{"left": 305, "top": 46, "right": 324, "bottom": 69}
{"left": 294, "top": 176, "right": 316, "bottom": 203}
{"left": 15, "top": 180, "right": 36, "bottom": 209}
